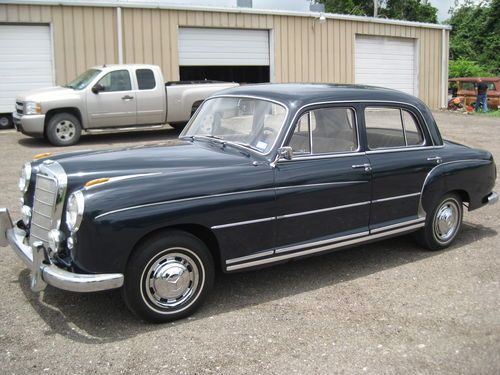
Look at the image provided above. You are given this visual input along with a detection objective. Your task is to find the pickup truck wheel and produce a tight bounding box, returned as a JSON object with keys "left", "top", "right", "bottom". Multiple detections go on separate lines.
{"left": 122, "top": 230, "right": 214, "bottom": 323}
{"left": 46, "top": 113, "right": 81, "bottom": 146}
{"left": 415, "top": 193, "right": 463, "bottom": 251}
{"left": 0, "top": 114, "right": 13, "bottom": 129}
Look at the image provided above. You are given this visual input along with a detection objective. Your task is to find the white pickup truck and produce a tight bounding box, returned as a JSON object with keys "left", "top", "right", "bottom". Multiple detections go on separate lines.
{"left": 13, "top": 64, "right": 238, "bottom": 146}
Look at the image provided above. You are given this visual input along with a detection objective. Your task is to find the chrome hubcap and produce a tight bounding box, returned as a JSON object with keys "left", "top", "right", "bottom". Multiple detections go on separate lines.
{"left": 434, "top": 200, "right": 459, "bottom": 242}
{"left": 55, "top": 120, "right": 76, "bottom": 140}
{"left": 144, "top": 251, "right": 200, "bottom": 309}
{"left": 0, "top": 117, "right": 9, "bottom": 126}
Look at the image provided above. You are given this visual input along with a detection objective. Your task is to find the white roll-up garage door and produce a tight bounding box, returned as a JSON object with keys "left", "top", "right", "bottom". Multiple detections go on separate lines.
{"left": 355, "top": 35, "right": 417, "bottom": 96}
{"left": 178, "top": 27, "right": 270, "bottom": 66}
{"left": 0, "top": 24, "right": 54, "bottom": 113}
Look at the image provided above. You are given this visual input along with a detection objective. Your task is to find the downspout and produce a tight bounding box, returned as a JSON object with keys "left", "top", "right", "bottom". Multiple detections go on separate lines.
{"left": 441, "top": 28, "right": 447, "bottom": 109}
{"left": 116, "top": 7, "right": 124, "bottom": 64}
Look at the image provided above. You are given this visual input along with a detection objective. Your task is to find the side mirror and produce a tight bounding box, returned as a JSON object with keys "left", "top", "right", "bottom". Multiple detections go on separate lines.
{"left": 91, "top": 83, "right": 104, "bottom": 94}
{"left": 270, "top": 146, "right": 293, "bottom": 168}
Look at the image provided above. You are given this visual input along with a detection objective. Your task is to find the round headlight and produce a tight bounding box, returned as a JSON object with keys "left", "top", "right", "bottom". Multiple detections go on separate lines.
{"left": 18, "top": 162, "right": 32, "bottom": 193}
{"left": 65, "top": 190, "right": 85, "bottom": 232}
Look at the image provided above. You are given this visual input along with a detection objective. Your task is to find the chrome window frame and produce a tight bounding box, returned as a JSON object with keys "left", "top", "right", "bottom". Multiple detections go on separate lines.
{"left": 364, "top": 106, "right": 426, "bottom": 151}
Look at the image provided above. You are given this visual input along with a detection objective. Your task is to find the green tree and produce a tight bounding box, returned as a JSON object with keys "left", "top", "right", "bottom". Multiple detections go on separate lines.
{"left": 316, "top": 0, "right": 438, "bottom": 23}
{"left": 447, "top": 0, "right": 499, "bottom": 75}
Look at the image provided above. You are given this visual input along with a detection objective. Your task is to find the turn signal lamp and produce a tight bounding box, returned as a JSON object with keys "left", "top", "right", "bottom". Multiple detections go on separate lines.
{"left": 84, "top": 178, "right": 110, "bottom": 188}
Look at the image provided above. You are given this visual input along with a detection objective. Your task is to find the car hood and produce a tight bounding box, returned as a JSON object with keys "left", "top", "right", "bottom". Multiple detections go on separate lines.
{"left": 39, "top": 141, "right": 257, "bottom": 189}
{"left": 17, "top": 86, "right": 77, "bottom": 102}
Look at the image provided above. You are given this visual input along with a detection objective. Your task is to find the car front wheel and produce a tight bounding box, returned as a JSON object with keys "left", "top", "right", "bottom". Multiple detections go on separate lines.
{"left": 416, "top": 193, "right": 463, "bottom": 251}
{"left": 122, "top": 230, "right": 214, "bottom": 323}
{"left": 46, "top": 112, "right": 82, "bottom": 146}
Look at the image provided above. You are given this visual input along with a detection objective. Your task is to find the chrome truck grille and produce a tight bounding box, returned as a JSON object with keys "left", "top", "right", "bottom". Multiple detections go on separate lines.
{"left": 15, "top": 101, "right": 23, "bottom": 115}
{"left": 28, "top": 162, "right": 68, "bottom": 248}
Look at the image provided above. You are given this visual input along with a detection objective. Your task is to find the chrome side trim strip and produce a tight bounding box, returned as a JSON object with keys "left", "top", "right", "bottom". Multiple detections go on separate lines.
{"left": 275, "top": 230, "right": 370, "bottom": 254}
{"left": 370, "top": 217, "right": 425, "bottom": 234}
{"left": 372, "top": 192, "right": 421, "bottom": 203}
{"left": 276, "top": 181, "right": 367, "bottom": 190}
{"left": 226, "top": 250, "right": 275, "bottom": 265}
{"left": 276, "top": 201, "right": 370, "bottom": 219}
{"left": 212, "top": 216, "right": 275, "bottom": 230}
{"left": 226, "top": 221, "right": 425, "bottom": 271}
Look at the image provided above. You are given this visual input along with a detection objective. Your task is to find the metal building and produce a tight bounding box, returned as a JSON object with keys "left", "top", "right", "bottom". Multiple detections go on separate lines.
{"left": 0, "top": 1, "right": 451, "bottom": 116}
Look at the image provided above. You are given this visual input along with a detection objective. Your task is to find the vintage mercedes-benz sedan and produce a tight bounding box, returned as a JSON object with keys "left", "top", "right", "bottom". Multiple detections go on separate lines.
{"left": 0, "top": 84, "right": 497, "bottom": 322}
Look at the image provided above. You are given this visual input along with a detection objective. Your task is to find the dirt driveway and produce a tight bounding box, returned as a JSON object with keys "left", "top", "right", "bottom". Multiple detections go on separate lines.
{"left": 0, "top": 112, "right": 499, "bottom": 374}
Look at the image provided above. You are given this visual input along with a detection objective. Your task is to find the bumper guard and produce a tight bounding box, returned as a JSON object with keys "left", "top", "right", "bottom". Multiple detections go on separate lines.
{"left": 0, "top": 208, "right": 124, "bottom": 293}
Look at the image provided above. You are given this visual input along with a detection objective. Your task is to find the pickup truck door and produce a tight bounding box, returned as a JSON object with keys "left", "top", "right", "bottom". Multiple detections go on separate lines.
{"left": 86, "top": 69, "right": 136, "bottom": 127}
{"left": 134, "top": 68, "right": 166, "bottom": 125}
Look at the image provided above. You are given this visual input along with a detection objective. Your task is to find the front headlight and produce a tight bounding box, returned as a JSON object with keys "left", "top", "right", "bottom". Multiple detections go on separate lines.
{"left": 25, "top": 101, "right": 41, "bottom": 115}
{"left": 18, "top": 162, "right": 32, "bottom": 193}
{"left": 65, "top": 191, "right": 85, "bottom": 232}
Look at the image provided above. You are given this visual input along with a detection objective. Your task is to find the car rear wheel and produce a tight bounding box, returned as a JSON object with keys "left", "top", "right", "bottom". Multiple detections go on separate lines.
{"left": 0, "top": 114, "right": 13, "bottom": 130}
{"left": 122, "top": 230, "right": 214, "bottom": 323}
{"left": 416, "top": 193, "right": 463, "bottom": 251}
{"left": 46, "top": 113, "right": 82, "bottom": 146}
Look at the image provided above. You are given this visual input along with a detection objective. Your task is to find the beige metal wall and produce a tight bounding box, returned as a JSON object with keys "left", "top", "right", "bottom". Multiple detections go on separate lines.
{"left": 0, "top": 4, "right": 448, "bottom": 108}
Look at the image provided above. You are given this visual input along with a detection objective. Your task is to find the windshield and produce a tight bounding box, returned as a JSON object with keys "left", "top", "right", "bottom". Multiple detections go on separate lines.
{"left": 180, "top": 97, "right": 287, "bottom": 154}
{"left": 64, "top": 69, "right": 101, "bottom": 90}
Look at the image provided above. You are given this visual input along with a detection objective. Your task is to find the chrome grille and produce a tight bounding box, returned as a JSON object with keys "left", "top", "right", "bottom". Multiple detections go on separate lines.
{"left": 29, "top": 174, "right": 58, "bottom": 247}
{"left": 15, "top": 101, "right": 23, "bottom": 115}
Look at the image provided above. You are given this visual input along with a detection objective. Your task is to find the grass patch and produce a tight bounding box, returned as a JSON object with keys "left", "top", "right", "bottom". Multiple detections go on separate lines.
{"left": 471, "top": 110, "right": 500, "bottom": 117}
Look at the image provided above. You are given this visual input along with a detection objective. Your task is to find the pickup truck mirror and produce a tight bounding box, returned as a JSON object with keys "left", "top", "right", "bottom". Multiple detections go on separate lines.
{"left": 92, "top": 83, "right": 104, "bottom": 94}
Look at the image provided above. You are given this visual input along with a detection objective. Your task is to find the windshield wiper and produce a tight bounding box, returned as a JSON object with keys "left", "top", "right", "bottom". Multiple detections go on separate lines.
{"left": 230, "top": 141, "right": 262, "bottom": 153}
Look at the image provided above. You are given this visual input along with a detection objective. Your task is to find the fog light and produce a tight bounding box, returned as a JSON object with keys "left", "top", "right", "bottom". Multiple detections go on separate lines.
{"left": 48, "top": 229, "right": 62, "bottom": 252}
{"left": 21, "top": 205, "right": 32, "bottom": 226}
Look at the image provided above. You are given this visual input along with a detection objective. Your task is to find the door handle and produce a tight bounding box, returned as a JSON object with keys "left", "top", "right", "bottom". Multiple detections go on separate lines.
{"left": 427, "top": 156, "right": 442, "bottom": 164}
{"left": 122, "top": 95, "right": 134, "bottom": 100}
{"left": 352, "top": 163, "right": 372, "bottom": 172}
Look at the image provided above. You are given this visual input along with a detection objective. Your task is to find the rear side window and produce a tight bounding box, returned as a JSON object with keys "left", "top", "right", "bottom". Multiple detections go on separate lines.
{"left": 136, "top": 69, "right": 156, "bottom": 90}
{"left": 289, "top": 107, "right": 357, "bottom": 155}
{"left": 365, "top": 107, "right": 424, "bottom": 149}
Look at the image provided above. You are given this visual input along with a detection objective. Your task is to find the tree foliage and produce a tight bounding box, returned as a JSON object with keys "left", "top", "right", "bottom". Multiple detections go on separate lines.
{"left": 447, "top": 0, "right": 499, "bottom": 76}
{"left": 449, "top": 58, "right": 492, "bottom": 78}
{"left": 316, "top": 0, "right": 438, "bottom": 23}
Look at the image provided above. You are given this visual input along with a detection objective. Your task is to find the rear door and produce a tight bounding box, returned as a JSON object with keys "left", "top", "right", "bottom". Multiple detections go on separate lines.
{"left": 134, "top": 68, "right": 166, "bottom": 125}
{"left": 362, "top": 105, "right": 441, "bottom": 231}
{"left": 86, "top": 69, "right": 136, "bottom": 127}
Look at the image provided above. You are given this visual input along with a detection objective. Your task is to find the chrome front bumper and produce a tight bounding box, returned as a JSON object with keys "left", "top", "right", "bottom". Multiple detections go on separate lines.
{"left": 0, "top": 208, "right": 124, "bottom": 293}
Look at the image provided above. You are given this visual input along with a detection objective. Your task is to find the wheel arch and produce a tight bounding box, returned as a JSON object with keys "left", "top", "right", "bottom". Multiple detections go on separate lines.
{"left": 44, "top": 107, "right": 83, "bottom": 135}
{"left": 127, "top": 223, "right": 223, "bottom": 272}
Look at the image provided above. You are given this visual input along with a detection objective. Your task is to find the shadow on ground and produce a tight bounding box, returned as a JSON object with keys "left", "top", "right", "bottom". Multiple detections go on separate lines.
{"left": 16, "top": 222, "right": 496, "bottom": 344}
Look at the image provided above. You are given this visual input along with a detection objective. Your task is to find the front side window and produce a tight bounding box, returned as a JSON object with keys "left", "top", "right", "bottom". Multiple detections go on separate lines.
{"left": 97, "top": 70, "right": 132, "bottom": 92}
{"left": 289, "top": 107, "right": 357, "bottom": 155}
{"left": 180, "top": 97, "right": 287, "bottom": 154}
{"left": 365, "top": 107, "right": 424, "bottom": 149}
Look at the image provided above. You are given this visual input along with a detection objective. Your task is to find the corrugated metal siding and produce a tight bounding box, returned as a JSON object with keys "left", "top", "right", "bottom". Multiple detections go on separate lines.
{"left": 0, "top": 4, "right": 448, "bottom": 108}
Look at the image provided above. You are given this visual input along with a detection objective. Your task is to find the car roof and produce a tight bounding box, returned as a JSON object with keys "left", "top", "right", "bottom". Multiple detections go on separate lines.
{"left": 212, "top": 83, "right": 426, "bottom": 108}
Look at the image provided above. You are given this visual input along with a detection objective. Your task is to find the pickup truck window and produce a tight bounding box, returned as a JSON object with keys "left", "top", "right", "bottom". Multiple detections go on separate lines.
{"left": 97, "top": 70, "right": 132, "bottom": 92}
{"left": 136, "top": 69, "right": 156, "bottom": 90}
{"left": 65, "top": 69, "right": 101, "bottom": 90}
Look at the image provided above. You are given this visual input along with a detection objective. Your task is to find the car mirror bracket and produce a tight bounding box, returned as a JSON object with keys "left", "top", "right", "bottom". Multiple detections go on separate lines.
{"left": 270, "top": 146, "right": 293, "bottom": 168}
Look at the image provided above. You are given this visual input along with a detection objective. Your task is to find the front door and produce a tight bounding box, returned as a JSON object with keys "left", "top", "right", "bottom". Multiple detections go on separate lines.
{"left": 275, "top": 105, "right": 372, "bottom": 253}
{"left": 86, "top": 69, "right": 136, "bottom": 128}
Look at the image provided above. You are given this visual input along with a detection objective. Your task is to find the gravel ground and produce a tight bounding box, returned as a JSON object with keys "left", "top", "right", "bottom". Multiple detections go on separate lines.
{"left": 0, "top": 112, "right": 499, "bottom": 375}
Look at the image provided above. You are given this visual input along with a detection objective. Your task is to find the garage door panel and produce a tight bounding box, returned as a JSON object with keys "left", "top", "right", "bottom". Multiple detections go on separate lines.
{"left": 0, "top": 24, "right": 54, "bottom": 113}
{"left": 178, "top": 27, "right": 270, "bottom": 66}
{"left": 355, "top": 35, "right": 417, "bottom": 96}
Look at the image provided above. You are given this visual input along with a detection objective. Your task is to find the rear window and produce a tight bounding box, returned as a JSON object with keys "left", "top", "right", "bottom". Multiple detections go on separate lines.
{"left": 136, "top": 69, "right": 156, "bottom": 90}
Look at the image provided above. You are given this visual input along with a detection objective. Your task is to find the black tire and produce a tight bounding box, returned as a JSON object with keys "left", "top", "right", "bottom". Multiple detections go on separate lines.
{"left": 415, "top": 193, "right": 463, "bottom": 251}
{"left": 122, "top": 230, "right": 214, "bottom": 323}
{"left": 0, "top": 114, "right": 13, "bottom": 130}
{"left": 46, "top": 112, "right": 82, "bottom": 146}
{"left": 169, "top": 122, "right": 187, "bottom": 131}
